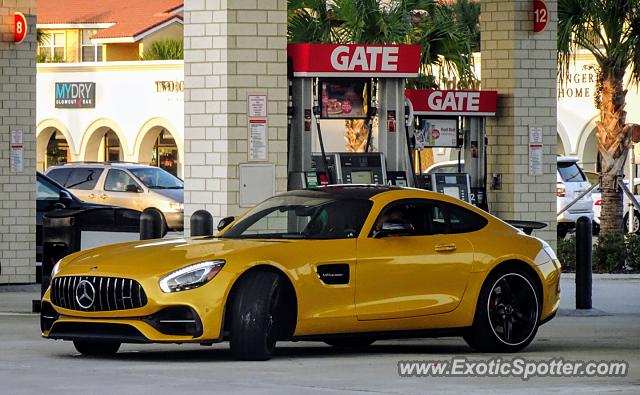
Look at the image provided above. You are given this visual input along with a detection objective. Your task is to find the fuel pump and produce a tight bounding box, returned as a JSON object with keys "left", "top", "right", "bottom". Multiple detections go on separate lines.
{"left": 405, "top": 89, "right": 498, "bottom": 208}
{"left": 287, "top": 44, "right": 422, "bottom": 190}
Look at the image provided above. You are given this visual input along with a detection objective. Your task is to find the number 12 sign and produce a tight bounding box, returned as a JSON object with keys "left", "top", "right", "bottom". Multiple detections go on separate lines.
{"left": 14, "top": 12, "right": 27, "bottom": 44}
{"left": 533, "top": 0, "right": 548, "bottom": 33}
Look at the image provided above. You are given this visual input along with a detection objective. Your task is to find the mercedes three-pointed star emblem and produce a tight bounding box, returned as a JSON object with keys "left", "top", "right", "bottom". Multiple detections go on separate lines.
{"left": 75, "top": 279, "right": 96, "bottom": 309}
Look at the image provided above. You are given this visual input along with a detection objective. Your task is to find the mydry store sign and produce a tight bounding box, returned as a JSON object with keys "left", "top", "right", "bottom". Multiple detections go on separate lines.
{"left": 55, "top": 82, "right": 95, "bottom": 108}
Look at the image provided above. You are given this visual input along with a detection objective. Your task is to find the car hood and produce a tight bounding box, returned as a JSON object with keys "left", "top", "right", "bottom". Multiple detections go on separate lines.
{"left": 59, "top": 237, "right": 290, "bottom": 277}
{"left": 149, "top": 188, "right": 183, "bottom": 203}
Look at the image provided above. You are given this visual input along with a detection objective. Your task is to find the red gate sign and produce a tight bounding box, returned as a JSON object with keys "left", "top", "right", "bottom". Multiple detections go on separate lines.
{"left": 533, "top": 0, "right": 548, "bottom": 33}
{"left": 288, "top": 44, "right": 421, "bottom": 77}
{"left": 14, "top": 12, "right": 27, "bottom": 44}
{"left": 405, "top": 89, "right": 498, "bottom": 116}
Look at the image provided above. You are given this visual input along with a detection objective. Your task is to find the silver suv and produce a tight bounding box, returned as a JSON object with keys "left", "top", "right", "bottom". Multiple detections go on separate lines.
{"left": 46, "top": 163, "right": 184, "bottom": 231}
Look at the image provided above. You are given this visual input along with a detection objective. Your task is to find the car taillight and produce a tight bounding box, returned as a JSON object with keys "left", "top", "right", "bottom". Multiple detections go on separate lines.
{"left": 556, "top": 185, "right": 566, "bottom": 197}
{"left": 594, "top": 200, "right": 601, "bottom": 206}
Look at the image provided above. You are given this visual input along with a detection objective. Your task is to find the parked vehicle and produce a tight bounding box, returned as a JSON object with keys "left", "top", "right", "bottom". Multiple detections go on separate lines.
{"left": 46, "top": 163, "right": 184, "bottom": 231}
{"left": 426, "top": 157, "right": 593, "bottom": 239}
{"left": 591, "top": 177, "right": 640, "bottom": 234}
{"left": 41, "top": 186, "right": 560, "bottom": 360}
{"left": 36, "top": 172, "right": 109, "bottom": 274}
{"left": 556, "top": 157, "right": 593, "bottom": 238}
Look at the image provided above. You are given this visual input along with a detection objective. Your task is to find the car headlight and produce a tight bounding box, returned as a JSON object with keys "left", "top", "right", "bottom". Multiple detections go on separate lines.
{"left": 159, "top": 260, "right": 225, "bottom": 293}
{"left": 168, "top": 201, "right": 183, "bottom": 211}
{"left": 51, "top": 260, "right": 61, "bottom": 278}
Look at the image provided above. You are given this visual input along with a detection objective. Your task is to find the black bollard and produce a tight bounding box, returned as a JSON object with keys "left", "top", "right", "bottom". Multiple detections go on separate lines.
{"left": 191, "top": 209, "right": 214, "bottom": 237}
{"left": 140, "top": 210, "right": 164, "bottom": 240}
{"left": 575, "top": 216, "right": 592, "bottom": 309}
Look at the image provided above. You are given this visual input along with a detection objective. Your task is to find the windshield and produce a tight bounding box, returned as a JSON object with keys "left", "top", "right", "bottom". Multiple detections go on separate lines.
{"left": 130, "top": 167, "right": 183, "bottom": 189}
{"left": 221, "top": 194, "right": 372, "bottom": 239}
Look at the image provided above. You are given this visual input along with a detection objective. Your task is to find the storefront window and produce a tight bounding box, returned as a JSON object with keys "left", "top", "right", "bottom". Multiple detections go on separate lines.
{"left": 81, "top": 29, "right": 103, "bottom": 62}
{"left": 151, "top": 130, "right": 178, "bottom": 176}
{"left": 103, "top": 130, "right": 121, "bottom": 162}
{"left": 38, "top": 32, "right": 65, "bottom": 62}
{"left": 46, "top": 131, "right": 70, "bottom": 169}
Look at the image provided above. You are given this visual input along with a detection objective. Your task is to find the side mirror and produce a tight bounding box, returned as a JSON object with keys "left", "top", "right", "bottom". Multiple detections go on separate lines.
{"left": 126, "top": 184, "right": 141, "bottom": 193}
{"left": 217, "top": 216, "right": 235, "bottom": 231}
{"left": 373, "top": 222, "right": 414, "bottom": 238}
{"left": 59, "top": 190, "right": 73, "bottom": 207}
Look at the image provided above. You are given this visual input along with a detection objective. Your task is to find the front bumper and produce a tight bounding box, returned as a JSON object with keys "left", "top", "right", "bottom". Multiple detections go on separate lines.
{"left": 41, "top": 270, "right": 235, "bottom": 344}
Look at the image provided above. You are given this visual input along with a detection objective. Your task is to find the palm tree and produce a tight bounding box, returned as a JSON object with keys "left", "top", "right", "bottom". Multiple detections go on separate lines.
{"left": 141, "top": 39, "right": 183, "bottom": 60}
{"left": 558, "top": 0, "right": 640, "bottom": 236}
{"left": 447, "top": 0, "right": 480, "bottom": 52}
{"left": 288, "top": 0, "right": 475, "bottom": 151}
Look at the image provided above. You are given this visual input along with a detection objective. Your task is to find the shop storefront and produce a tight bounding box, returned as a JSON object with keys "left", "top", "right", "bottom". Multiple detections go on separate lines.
{"left": 36, "top": 61, "right": 184, "bottom": 178}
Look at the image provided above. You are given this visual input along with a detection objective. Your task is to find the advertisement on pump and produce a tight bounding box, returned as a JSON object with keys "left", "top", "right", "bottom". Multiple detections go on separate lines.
{"left": 416, "top": 118, "right": 458, "bottom": 148}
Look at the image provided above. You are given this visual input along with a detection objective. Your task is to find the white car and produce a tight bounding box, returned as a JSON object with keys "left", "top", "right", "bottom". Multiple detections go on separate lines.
{"left": 556, "top": 157, "right": 593, "bottom": 238}
{"left": 425, "top": 157, "right": 593, "bottom": 238}
{"left": 592, "top": 178, "right": 640, "bottom": 234}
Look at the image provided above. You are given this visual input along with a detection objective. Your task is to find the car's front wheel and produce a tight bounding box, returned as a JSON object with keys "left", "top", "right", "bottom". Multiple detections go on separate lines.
{"left": 73, "top": 340, "right": 120, "bottom": 356}
{"left": 464, "top": 268, "right": 540, "bottom": 353}
{"left": 229, "top": 271, "right": 283, "bottom": 361}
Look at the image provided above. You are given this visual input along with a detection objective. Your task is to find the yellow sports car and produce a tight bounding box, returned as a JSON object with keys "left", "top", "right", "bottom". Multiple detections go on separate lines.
{"left": 41, "top": 186, "right": 561, "bottom": 360}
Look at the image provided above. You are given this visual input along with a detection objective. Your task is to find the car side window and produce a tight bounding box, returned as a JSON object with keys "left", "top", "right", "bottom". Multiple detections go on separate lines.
{"left": 439, "top": 201, "right": 488, "bottom": 234}
{"left": 36, "top": 178, "right": 60, "bottom": 200}
{"left": 65, "top": 168, "right": 103, "bottom": 190}
{"left": 372, "top": 199, "right": 487, "bottom": 237}
{"left": 104, "top": 169, "right": 139, "bottom": 192}
{"left": 372, "top": 200, "right": 438, "bottom": 237}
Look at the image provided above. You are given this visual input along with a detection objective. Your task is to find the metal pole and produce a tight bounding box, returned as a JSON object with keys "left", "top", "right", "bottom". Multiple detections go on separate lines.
{"left": 575, "top": 216, "right": 592, "bottom": 309}
{"left": 629, "top": 147, "right": 635, "bottom": 233}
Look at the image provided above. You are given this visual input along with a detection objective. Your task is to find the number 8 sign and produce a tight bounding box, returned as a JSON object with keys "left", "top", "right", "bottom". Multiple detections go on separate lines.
{"left": 533, "top": 0, "right": 548, "bottom": 33}
{"left": 14, "top": 12, "right": 28, "bottom": 44}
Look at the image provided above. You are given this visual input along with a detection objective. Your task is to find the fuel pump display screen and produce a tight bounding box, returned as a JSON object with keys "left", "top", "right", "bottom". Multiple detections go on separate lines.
{"left": 430, "top": 173, "right": 471, "bottom": 202}
{"left": 319, "top": 78, "right": 370, "bottom": 119}
{"left": 351, "top": 171, "right": 373, "bottom": 184}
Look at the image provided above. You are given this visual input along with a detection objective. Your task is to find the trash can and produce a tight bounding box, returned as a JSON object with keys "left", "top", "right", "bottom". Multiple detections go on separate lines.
{"left": 40, "top": 207, "right": 140, "bottom": 298}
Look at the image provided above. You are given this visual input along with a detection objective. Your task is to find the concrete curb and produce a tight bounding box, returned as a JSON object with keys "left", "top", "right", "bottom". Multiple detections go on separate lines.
{"left": 561, "top": 273, "right": 640, "bottom": 280}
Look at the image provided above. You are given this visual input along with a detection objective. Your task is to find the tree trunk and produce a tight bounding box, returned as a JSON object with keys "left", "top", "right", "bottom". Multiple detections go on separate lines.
{"left": 596, "top": 68, "right": 630, "bottom": 236}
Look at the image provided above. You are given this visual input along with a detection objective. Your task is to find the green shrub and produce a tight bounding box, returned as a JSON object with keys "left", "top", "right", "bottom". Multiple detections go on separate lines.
{"left": 593, "top": 233, "right": 626, "bottom": 272}
{"left": 625, "top": 233, "right": 640, "bottom": 271}
{"left": 557, "top": 236, "right": 576, "bottom": 271}
{"left": 141, "top": 39, "right": 183, "bottom": 60}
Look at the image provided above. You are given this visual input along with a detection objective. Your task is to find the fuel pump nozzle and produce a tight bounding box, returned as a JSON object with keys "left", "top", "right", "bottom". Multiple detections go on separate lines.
{"left": 404, "top": 104, "right": 418, "bottom": 187}
{"left": 312, "top": 93, "right": 332, "bottom": 185}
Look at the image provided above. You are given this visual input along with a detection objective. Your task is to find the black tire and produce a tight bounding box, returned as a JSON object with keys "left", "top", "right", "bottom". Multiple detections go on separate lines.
{"left": 73, "top": 340, "right": 120, "bottom": 356}
{"left": 325, "top": 338, "right": 375, "bottom": 348}
{"left": 464, "top": 268, "right": 540, "bottom": 353}
{"left": 229, "top": 271, "right": 283, "bottom": 361}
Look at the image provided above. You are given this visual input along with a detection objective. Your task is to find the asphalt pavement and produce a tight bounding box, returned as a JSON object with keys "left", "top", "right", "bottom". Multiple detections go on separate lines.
{"left": 0, "top": 275, "right": 639, "bottom": 394}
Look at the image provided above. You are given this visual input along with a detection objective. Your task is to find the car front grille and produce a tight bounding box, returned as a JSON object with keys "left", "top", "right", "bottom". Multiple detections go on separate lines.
{"left": 51, "top": 276, "right": 148, "bottom": 312}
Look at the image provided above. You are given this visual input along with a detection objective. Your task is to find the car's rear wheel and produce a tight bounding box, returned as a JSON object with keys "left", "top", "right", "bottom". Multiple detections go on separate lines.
{"left": 464, "top": 268, "right": 540, "bottom": 353}
{"left": 324, "top": 338, "right": 375, "bottom": 348}
{"left": 623, "top": 211, "right": 640, "bottom": 234}
{"left": 229, "top": 271, "right": 282, "bottom": 361}
{"left": 73, "top": 340, "right": 120, "bottom": 356}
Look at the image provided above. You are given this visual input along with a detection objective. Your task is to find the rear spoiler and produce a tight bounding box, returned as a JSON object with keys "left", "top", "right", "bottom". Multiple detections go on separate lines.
{"left": 504, "top": 220, "right": 547, "bottom": 235}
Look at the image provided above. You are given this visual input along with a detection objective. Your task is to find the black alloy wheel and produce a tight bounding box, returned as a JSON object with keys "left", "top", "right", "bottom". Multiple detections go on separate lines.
{"left": 464, "top": 268, "right": 540, "bottom": 353}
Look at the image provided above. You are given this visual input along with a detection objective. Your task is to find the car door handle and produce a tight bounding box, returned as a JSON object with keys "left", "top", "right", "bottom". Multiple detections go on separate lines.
{"left": 87, "top": 193, "right": 95, "bottom": 199}
{"left": 435, "top": 243, "right": 457, "bottom": 252}
{"left": 99, "top": 194, "right": 107, "bottom": 199}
